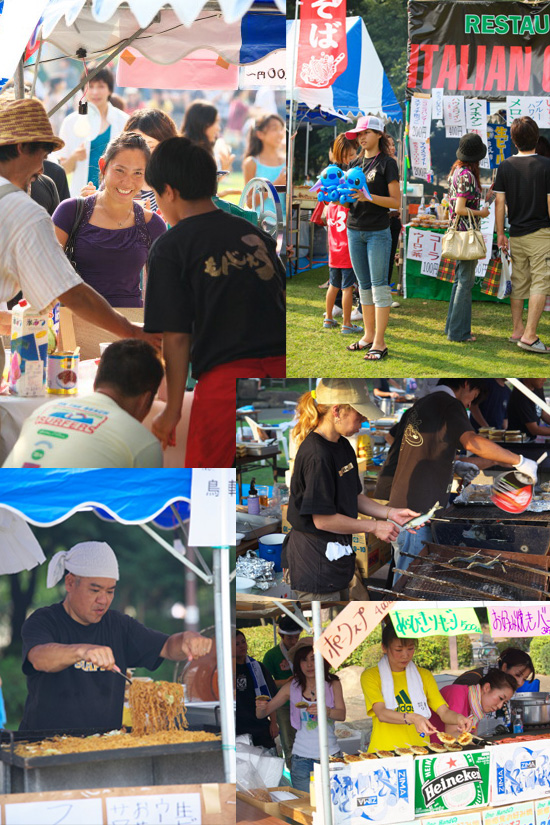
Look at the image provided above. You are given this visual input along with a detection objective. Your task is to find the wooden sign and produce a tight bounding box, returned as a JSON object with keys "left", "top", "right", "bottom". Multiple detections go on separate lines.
{"left": 314, "top": 601, "right": 394, "bottom": 668}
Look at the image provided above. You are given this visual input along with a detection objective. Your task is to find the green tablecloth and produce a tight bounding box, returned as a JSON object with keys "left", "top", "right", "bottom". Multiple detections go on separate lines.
{"left": 404, "top": 225, "right": 510, "bottom": 304}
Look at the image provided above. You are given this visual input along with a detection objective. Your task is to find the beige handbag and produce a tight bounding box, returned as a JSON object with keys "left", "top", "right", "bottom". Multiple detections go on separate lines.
{"left": 441, "top": 207, "right": 487, "bottom": 261}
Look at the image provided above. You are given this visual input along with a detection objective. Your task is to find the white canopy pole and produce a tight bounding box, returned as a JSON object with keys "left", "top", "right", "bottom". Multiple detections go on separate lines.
{"left": 212, "top": 546, "right": 236, "bottom": 784}
{"left": 312, "top": 601, "right": 333, "bottom": 825}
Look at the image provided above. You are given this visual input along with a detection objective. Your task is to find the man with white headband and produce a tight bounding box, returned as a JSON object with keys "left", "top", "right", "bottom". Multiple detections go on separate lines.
{"left": 19, "top": 541, "right": 212, "bottom": 733}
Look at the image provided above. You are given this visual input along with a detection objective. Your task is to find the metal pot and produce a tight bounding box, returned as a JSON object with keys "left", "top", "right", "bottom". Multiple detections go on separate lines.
{"left": 510, "top": 692, "right": 550, "bottom": 726}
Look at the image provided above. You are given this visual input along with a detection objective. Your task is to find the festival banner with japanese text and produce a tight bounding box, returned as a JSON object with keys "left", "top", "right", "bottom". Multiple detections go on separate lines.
{"left": 297, "top": 0, "right": 348, "bottom": 89}
{"left": 408, "top": 2, "right": 550, "bottom": 98}
{"left": 489, "top": 604, "right": 550, "bottom": 637}
{"left": 314, "top": 601, "right": 394, "bottom": 669}
{"left": 393, "top": 607, "right": 482, "bottom": 638}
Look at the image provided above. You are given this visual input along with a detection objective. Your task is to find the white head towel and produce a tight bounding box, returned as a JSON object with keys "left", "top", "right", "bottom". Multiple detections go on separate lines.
{"left": 47, "top": 541, "right": 119, "bottom": 588}
{"left": 378, "top": 654, "right": 431, "bottom": 718}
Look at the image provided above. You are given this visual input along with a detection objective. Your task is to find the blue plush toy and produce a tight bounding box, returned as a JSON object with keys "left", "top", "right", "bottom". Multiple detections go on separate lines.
{"left": 309, "top": 164, "right": 346, "bottom": 202}
{"left": 337, "top": 167, "right": 373, "bottom": 204}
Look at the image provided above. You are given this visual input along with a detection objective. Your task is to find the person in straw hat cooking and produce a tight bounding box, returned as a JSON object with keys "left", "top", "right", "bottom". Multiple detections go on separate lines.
{"left": 0, "top": 97, "right": 160, "bottom": 377}
{"left": 283, "top": 378, "right": 421, "bottom": 601}
{"left": 19, "top": 542, "right": 212, "bottom": 733}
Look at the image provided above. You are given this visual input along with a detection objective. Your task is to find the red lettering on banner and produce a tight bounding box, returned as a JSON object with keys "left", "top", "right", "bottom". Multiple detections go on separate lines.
{"left": 485, "top": 45, "right": 507, "bottom": 91}
{"left": 544, "top": 45, "right": 550, "bottom": 93}
{"left": 474, "top": 45, "right": 486, "bottom": 91}
{"left": 420, "top": 44, "right": 439, "bottom": 88}
{"left": 407, "top": 43, "right": 420, "bottom": 87}
{"left": 458, "top": 45, "right": 473, "bottom": 91}
{"left": 297, "top": 0, "right": 348, "bottom": 89}
{"left": 435, "top": 45, "right": 457, "bottom": 89}
{"left": 508, "top": 46, "right": 531, "bottom": 91}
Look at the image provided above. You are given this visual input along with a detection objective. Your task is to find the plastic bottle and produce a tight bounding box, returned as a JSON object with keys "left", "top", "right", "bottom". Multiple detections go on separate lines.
{"left": 512, "top": 709, "right": 524, "bottom": 734}
{"left": 247, "top": 477, "right": 260, "bottom": 516}
{"left": 418, "top": 197, "right": 425, "bottom": 216}
{"left": 269, "top": 482, "right": 282, "bottom": 517}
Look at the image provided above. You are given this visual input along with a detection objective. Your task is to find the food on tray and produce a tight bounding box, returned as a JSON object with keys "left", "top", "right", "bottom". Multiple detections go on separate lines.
{"left": 248, "top": 788, "right": 273, "bottom": 802}
{"left": 11, "top": 729, "right": 220, "bottom": 757}
{"left": 427, "top": 743, "right": 447, "bottom": 753}
{"left": 457, "top": 732, "right": 474, "bottom": 745}
{"left": 329, "top": 756, "right": 347, "bottom": 763}
{"left": 437, "top": 732, "right": 457, "bottom": 745}
{"left": 344, "top": 754, "right": 364, "bottom": 763}
{"left": 375, "top": 750, "right": 395, "bottom": 758}
{"left": 410, "top": 746, "right": 429, "bottom": 755}
{"left": 129, "top": 680, "right": 186, "bottom": 736}
{"left": 295, "top": 702, "right": 309, "bottom": 708}
{"left": 358, "top": 751, "right": 379, "bottom": 759}
{"left": 394, "top": 747, "right": 414, "bottom": 756}
{"left": 445, "top": 743, "right": 464, "bottom": 752}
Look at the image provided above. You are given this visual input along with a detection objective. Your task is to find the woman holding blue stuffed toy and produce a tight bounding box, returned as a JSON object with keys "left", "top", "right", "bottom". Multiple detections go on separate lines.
{"left": 344, "top": 116, "right": 400, "bottom": 361}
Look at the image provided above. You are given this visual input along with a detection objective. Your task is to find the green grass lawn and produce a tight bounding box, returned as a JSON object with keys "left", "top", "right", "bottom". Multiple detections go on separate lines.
{"left": 287, "top": 265, "right": 550, "bottom": 377}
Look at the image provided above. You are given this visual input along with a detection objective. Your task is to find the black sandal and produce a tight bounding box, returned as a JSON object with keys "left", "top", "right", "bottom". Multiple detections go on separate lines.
{"left": 346, "top": 340, "right": 373, "bottom": 352}
{"left": 364, "top": 347, "right": 388, "bottom": 361}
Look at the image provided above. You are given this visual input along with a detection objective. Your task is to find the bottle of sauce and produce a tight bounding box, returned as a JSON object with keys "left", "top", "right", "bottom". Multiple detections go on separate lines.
{"left": 247, "top": 477, "right": 260, "bottom": 515}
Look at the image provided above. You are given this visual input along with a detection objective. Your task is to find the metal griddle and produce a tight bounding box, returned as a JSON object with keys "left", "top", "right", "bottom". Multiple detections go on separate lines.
{"left": 442, "top": 503, "right": 550, "bottom": 524}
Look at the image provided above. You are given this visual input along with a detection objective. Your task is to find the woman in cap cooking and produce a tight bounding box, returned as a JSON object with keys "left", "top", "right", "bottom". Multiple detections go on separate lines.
{"left": 256, "top": 637, "right": 345, "bottom": 791}
{"left": 283, "top": 378, "right": 420, "bottom": 601}
{"left": 343, "top": 116, "right": 400, "bottom": 361}
{"left": 361, "top": 622, "right": 472, "bottom": 753}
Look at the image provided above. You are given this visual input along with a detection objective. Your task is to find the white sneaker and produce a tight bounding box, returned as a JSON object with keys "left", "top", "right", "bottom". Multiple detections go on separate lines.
{"left": 391, "top": 300, "right": 400, "bottom": 309}
{"left": 324, "top": 306, "right": 343, "bottom": 318}
{"left": 351, "top": 307, "right": 362, "bottom": 321}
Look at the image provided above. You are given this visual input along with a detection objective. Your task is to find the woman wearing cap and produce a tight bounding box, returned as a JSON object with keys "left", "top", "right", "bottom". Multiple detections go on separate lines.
{"left": 284, "top": 378, "right": 420, "bottom": 600}
{"left": 256, "top": 637, "right": 345, "bottom": 791}
{"left": 445, "top": 133, "right": 490, "bottom": 343}
{"left": 362, "top": 622, "right": 472, "bottom": 753}
{"left": 343, "top": 116, "right": 400, "bottom": 361}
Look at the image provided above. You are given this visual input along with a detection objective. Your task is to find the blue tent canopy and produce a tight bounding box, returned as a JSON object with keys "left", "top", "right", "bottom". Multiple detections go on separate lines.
{"left": 0, "top": 469, "right": 191, "bottom": 527}
{"left": 288, "top": 16, "right": 402, "bottom": 123}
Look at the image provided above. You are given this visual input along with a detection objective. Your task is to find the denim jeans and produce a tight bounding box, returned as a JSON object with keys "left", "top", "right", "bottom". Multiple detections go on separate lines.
{"left": 445, "top": 258, "right": 477, "bottom": 341}
{"left": 392, "top": 524, "right": 432, "bottom": 587}
{"left": 347, "top": 227, "right": 392, "bottom": 307}
{"left": 291, "top": 752, "right": 342, "bottom": 792}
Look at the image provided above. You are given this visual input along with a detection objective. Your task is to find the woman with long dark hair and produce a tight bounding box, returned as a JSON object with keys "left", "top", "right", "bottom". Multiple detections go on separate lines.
{"left": 256, "top": 637, "right": 345, "bottom": 791}
{"left": 433, "top": 668, "right": 518, "bottom": 738}
{"left": 445, "top": 133, "right": 490, "bottom": 342}
{"left": 343, "top": 116, "right": 400, "bottom": 361}
{"left": 181, "top": 99, "right": 234, "bottom": 172}
{"left": 243, "top": 113, "right": 286, "bottom": 187}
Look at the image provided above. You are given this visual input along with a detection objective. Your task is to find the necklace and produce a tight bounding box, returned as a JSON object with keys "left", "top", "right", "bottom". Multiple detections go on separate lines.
{"left": 98, "top": 193, "right": 134, "bottom": 227}
{"left": 362, "top": 151, "right": 381, "bottom": 177}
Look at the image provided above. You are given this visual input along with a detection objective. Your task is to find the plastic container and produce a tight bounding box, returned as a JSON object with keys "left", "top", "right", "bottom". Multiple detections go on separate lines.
{"left": 258, "top": 533, "right": 286, "bottom": 572}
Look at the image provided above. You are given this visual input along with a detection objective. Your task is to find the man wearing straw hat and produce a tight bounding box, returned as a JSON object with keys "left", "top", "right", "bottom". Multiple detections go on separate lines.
{"left": 0, "top": 98, "right": 160, "bottom": 376}
{"left": 20, "top": 542, "right": 212, "bottom": 733}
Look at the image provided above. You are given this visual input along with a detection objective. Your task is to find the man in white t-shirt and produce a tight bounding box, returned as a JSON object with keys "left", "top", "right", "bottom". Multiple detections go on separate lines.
{"left": 3, "top": 340, "right": 164, "bottom": 468}
{"left": 0, "top": 97, "right": 159, "bottom": 375}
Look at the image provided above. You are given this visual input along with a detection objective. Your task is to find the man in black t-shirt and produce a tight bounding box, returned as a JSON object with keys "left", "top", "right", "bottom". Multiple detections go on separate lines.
{"left": 143, "top": 137, "right": 285, "bottom": 468}
{"left": 494, "top": 116, "right": 550, "bottom": 353}
{"left": 389, "top": 379, "right": 539, "bottom": 581}
{"left": 507, "top": 378, "right": 550, "bottom": 438}
{"left": 236, "top": 630, "right": 278, "bottom": 751}
{"left": 20, "top": 541, "right": 212, "bottom": 733}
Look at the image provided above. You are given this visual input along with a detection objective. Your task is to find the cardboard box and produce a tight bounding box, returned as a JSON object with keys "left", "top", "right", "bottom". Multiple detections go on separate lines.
{"left": 281, "top": 505, "right": 391, "bottom": 578}
{"left": 236, "top": 786, "right": 308, "bottom": 817}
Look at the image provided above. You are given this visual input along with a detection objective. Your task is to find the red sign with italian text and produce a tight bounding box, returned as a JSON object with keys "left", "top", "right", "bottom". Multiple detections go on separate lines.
{"left": 297, "top": 0, "right": 348, "bottom": 89}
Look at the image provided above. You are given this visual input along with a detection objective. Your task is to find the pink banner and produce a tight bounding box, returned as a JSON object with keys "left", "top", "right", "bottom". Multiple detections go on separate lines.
{"left": 117, "top": 49, "right": 238, "bottom": 90}
{"left": 489, "top": 605, "right": 550, "bottom": 637}
{"left": 314, "top": 601, "right": 395, "bottom": 669}
{"left": 297, "top": 0, "right": 348, "bottom": 90}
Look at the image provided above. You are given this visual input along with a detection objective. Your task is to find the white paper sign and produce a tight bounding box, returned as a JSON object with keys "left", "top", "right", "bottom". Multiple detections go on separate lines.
{"left": 432, "top": 88, "right": 444, "bottom": 120}
{"left": 536, "top": 798, "right": 550, "bottom": 825}
{"left": 188, "top": 468, "right": 236, "bottom": 547}
{"left": 106, "top": 793, "right": 202, "bottom": 825}
{"left": 490, "top": 738, "right": 550, "bottom": 806}
{"left": 5, "top": 799, "right": 103, "bottom": 825}
{"left": 410, "top": 97, "right": 432, "bottom": 140}
{"left": 465, "top": 99, "right": 487, "bottom": 132}
{"left": 240, "top": 49, "right": 286, "bottom": 88}
{"left": 407, "top": 226, "right": 426, "bottom": 261}
{"left": 421, "top": 230, "right": 442, "bottom": 263}
{"left": 444, "top": 95, "right": 465, "bottom": 127}
{"left": 506, "top": 95, "right": 527, "bottom": 125}
{"left": 420, "top": 259, "right": 440, "bottom": 278}
{"left": 410, "top": 138, "right": 432, "bottom": 179}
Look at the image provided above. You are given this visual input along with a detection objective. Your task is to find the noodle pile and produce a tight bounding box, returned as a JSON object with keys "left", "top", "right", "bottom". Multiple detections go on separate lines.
{"left": 129, "top": 680, "right": 187, "bottom": 736}
{"left": 13, "top": 729, "right": 219, "bottom": 757}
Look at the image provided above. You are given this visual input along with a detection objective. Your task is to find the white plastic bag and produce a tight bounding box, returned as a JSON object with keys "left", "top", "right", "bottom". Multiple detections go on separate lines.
{"left": 498, "top": 249, "right": 512, "bottom": 300}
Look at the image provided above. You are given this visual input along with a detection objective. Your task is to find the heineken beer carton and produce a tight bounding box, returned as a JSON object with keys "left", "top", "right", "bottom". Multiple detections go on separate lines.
{"left": 415, "top": 750, "right": 490, "bottom": 817}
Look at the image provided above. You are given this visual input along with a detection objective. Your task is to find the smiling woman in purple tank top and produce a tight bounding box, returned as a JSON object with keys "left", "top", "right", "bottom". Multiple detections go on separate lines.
{"left": 53, "top": 132, "right": 166, "bottom": 307}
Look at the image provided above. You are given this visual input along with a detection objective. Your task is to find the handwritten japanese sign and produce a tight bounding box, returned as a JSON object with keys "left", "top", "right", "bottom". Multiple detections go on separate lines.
{"left": 297, "top": 0, "right": 348, "bottom": 89}
{"left": 315, "top": 601, "right": 394, "bottom": 669}
{"left": 241, "top": 50, "right": 286, "bottom": 88}
{"left": 392, "top": 608, "right": 482, "bottom": 638}
{"left": 506, "top": 95, "right": 550, "bottom": 128}
{"left": 5, "top": 798, "right": 103, "bottom": 825}
{"left": 486, "top": 124, "right": 512, "bottom": 169}
{"left": 410, "top": 138, "right": 432, "bottom": 180}
{"left": 431, "top": 88, "right": 444, "bottom": 121}
{"left": 489, "top": 605, "right": 550, "bottom": 637}
{"left": 106, "top": 794, "right": 201, "bottom": 825}
{"left": 421, "top": 812, "right": 482, "bottom": 825}
{"left": 188, "top": 468, "right": 236, "bottom": 547}
{"left": 465, "top": 99, "right": 487, "bottom": 132}
{"left": 483, "top": 802, "right": 535, "bottom": 825}
{"left": 411, "top": 97, "right": 432, "bottom": 140}
{"left": 443, "top": 95, "right": 465, "bottom": 138}
{"left": 407, "top": 226, "right": 427, "bottom": 261}
{"left": 536, "top": 798, "right": 550, "bottom": 825}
